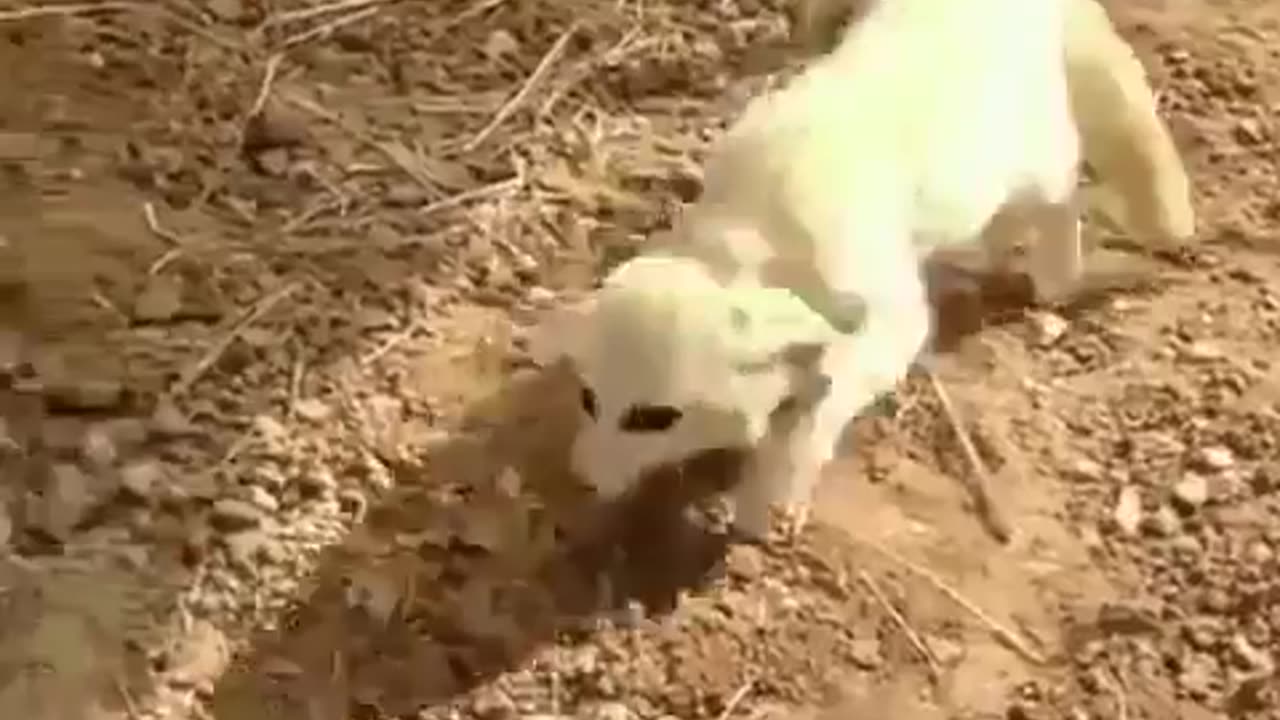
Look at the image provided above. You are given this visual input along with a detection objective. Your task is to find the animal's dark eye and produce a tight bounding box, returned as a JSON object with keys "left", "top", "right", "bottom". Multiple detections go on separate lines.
{"left": 620, "top": 404, "right": 683, "bottom": 433}
{"left": 580, "top": 387, "right": 597, "bottom": 418}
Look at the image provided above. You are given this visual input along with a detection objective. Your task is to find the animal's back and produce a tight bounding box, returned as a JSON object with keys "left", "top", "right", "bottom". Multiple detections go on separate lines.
{"left": 695, "top": 0, "right": 1073, "bottom": 271}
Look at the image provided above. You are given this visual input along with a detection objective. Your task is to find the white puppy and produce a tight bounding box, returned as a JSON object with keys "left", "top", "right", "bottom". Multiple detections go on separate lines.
{"left": 791, "top": 0, "right": 1196, "bottom": 248}
{"left": 537, "top": 0, "right": 1080, "bottom": 540}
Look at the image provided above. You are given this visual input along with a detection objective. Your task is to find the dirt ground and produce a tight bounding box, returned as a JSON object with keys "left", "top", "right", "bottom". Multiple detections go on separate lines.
{"left": 1, "top": 0, "right": 1279, "bottom": 718}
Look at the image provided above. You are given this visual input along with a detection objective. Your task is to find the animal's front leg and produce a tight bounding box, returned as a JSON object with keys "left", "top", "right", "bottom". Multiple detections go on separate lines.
{"left": 730, "top": 414, "right": 823, "bottom": 543}
{"left": 731, "top": 436, "right": 791, "bottom": 542}
{"left": 1026, "top": 200, "right": 1086, "bottom": 305}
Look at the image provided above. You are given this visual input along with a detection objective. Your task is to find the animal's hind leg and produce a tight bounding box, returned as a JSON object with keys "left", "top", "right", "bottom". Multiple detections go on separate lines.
{"left": 1025, "top": 199, "right": 1085, "bottom": 305}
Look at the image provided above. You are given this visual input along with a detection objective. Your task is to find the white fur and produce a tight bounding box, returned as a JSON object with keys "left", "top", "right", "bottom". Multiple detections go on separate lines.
{"left": 791, "top": 0, "right": 1196, "bottom": 246}
{"left": 538, "top": 0, "right": 1079, "bottom": 539}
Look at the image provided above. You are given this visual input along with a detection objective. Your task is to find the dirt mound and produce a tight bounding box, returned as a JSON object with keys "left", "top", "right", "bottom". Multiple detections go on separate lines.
{"left": 0, "top": 0, "right": 1279, "bottom": 719}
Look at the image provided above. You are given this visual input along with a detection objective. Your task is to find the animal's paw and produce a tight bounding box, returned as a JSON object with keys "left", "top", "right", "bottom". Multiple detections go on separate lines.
{"left": 777, "top": 501, "right": 812, "bottom": 543}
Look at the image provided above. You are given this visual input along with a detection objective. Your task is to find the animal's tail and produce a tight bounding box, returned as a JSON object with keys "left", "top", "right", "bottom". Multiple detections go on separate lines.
{"left": 1066, "top": 0, "right": 1195, "bottom": 247}
{"left": 788, "top": 0, "right": 1196, "bottom": 247}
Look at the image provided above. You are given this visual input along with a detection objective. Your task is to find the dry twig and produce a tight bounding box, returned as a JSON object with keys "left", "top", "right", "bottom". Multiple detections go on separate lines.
{"left": 172, "top": 283, "right": 301, "bottom": 396}
{"left": 856, "top": 570, "right": 942, "bottom": 681}
{"left": 852, "top": 537, "right": 1048, "bottom": 665}
{"left": 265, "top": 0, "right": 387, "bottom": 26}
{"left": 280, "top": 5, "right": 381, "bottom": 49}
{"left": 0, "top": 1, "right": 136, "bottom": 22}
{"left": 463, "top": 22, "right": 581, "bottom": 152}
{"left": 715, "top": 679, "right": 754, "bottom": 720}
{"left": 922, "top": 365, "right": 1014, "bottom": 544}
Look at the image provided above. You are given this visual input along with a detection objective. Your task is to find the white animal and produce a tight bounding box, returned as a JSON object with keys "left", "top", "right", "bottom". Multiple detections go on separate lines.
{"left": 791, "top": 0, "right": 1196, "bottom": 248}
{"left": 536, "top": 0, "right": 1084, "bottom": 540}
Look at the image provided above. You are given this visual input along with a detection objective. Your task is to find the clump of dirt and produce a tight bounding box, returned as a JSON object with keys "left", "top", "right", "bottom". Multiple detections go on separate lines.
{"left": 1, "top": 0, "right": 1280, "bottom": 719}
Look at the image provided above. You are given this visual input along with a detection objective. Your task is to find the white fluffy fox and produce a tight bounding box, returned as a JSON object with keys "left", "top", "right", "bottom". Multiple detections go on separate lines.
{"left": 535, "top": 0, "right": 1091, "bottom": 540}
{"left": 792, "top": 0, "right": 1196, "bottom": 247}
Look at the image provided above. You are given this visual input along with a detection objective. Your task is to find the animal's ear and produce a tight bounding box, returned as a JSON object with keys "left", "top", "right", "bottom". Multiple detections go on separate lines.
{"left": 526, "top": 295, "right": 597, "bottom": 368}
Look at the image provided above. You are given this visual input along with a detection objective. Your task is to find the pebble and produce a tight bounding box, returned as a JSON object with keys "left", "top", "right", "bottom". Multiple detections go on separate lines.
{"left": 1030, "top": 311, "right": 1069, "bottom": 345}
{"left": 39, "top": 463, "right": 95, "bottom": 539}
{"left": 150, "top": 396, "right": 199, "bottom": 438}
{"left": 1113, "top": 486, "right": 1143, "bottom": 536}
{"left": 1173, "top": 473, "right": 1210, "bottom": 512}
{"left": 1180, "top": 341, "right": 1225, "bottom": 362}
{"left": 45, "top": 378, "right": 124, "bottom": 411}
{"left": 1140, "top": 504, "right": 1181, "bottom": 538}
{"left": 79, "top": 426, "right": 117, "bottom": 470}
{"left": 293, "top": 398, "right": 333, "bottom": 423}
{"left": 848, "top": 636, "right": 883, "bottom": 670}
{"left": 211, "top": 498, "right": 264, "bottom": 531}
{"left": 119, "top": 460, "right": 165, "bottom": 499}
{"left": 224, "top": 530, "right": 268, "bottom": 569}
{"left": 245, "top": 485, "right": 280, "bottom": 513}
{"left": 165, "top": 620, "right": 231, "bottom": 688}
{"left": 1194, "top": 445, "right": 1235, "bottom": 472}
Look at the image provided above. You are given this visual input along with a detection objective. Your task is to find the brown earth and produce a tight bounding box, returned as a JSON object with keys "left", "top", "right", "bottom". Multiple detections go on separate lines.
{"left": 1, "top": 0, "right": 1279, "bottom": 719}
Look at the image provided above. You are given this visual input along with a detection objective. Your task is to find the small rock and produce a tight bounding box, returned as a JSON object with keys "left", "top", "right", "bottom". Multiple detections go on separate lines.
{"left": 245, "top": 485, "right": 280, "bottom": 514}
{"left": 1243, "top": 539, "right": 1274, "bottom": 567}
{"left": 80, "top": 426, "right": 117, "bottom": 470}
{"left": 166, "top": 620, "right": 231, "bottom": 688}
{"left": 848, "top": 636, "right": 883, "bottom": 669}
{"left": 41, "top": 418, "right": 86, "bottom": 454}
{"left": 150, "top": 396, "right": 198, "bottom": 437}
{"left": 1029, "top": 311, "right": 1069, "bottom": 346}
{"left": 224, "top": 530, "right": 268, "bottom": 569}
{"left": 0, "top": 501, "right": 11, "bottom": 548}
{"left": 471, "top": 686, "right": 519, "bottom": 719}
{"left": 582, "top": 701, "right": 630, "bottom": 720}
{"left": 133, "top": 275, "right": 183, "bottom": 322}
{"left": 254, "top": 148, "right": 290, "bottom": 177}
{"left": 207, "top": 0, "right": 243, "bottom": 22}
{"left": 1179, "top": 340, "right": 1224, "bottom": 362}
{"left": 494, "top": 467, "right": 523, "bottom": 498}
{"left": 45, "top": 378, "right": 124, "bottom": 411}
{"left": 38, "top": 463, "right": 96, "bottom": 539}
{"left": 98, "top": 418, "right": 149, "bottom": 451}
{"left": 119, "top": 460, "right": 165, "bottom": 499}
{"left": 1172, "top": 473, "right": 1210, "bottom": 512}
{"left": 0, "top": 327, "right": 22, "bottom": 373}
{"left": 483, "top": 29, "right": 520, "bottom": 59}
{"left": 299, "top": 465, "right": 337, "bottom": 495}
{"left": 725, "top": 544, "right": 764, "bottom": 579}
{"left": 1229, "top": 634, "right": 1274, "bottom": 673}
{"left": 293, "top": 398, "right": 332, "bottom": 423}
{"left": 248, "top": 463, "right": 287, "bottom": 491}
{"left": 243, "top": 104, "right": 311, "bottom": 152}
{"left": 1067, "top": 457, "right": 1104, "bottom": 483}
{"left": 1113, "top": 486, "right": 1143, "bottom": 536}
{"left": 1177, "top": 652, "right": 1219, "bottom": 700}
{"left": 1140, "top": 503, "right": 1181, "bottom": 538}
{"left": 1194, "top": 445, "right": 1235, "bottom": 472}
{"left": 925, "top": 633, "right": 966, "bottom": 666}
{"left": 211, "top": 498, "right": 264, "bottom": 531}
{"left": 1235, "top": 118, "right": 1267, "bottom": 145}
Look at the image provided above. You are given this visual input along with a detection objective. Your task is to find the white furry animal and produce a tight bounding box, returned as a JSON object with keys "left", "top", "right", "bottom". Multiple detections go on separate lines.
{"left": 537, "top": 0, "right": 1082, "bottom": 540}
{"left": 791, "top": 0, "right": 1196, "bottom": 247}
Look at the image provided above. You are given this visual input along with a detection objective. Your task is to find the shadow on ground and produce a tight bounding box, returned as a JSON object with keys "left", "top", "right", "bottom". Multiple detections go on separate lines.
{"left": 208, "top": 361, "right": 744, "bottom": 718}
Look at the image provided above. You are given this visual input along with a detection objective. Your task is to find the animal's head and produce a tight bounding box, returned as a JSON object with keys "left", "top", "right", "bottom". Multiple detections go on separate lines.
{"left": 530, "top": 254, "right": 857, "bottom": 500}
